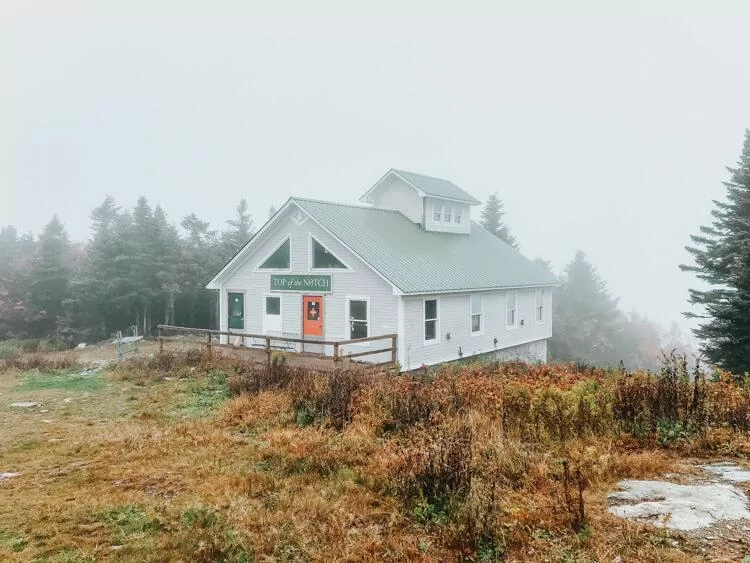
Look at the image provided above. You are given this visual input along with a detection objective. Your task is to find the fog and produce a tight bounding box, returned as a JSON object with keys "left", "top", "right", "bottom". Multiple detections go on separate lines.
{"left": 3, "top": 1, "right": 750, "bottom": 333}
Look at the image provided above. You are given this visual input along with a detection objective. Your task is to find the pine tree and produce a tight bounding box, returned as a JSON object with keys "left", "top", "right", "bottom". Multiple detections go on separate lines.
{"left": 681, "top": 129, "right": 750, "bottom": 374}
{"left": 131, "top": 196, "right": 159, "bottom": 335}
{"left": 76, "top": 196, "right": 137, "bottom": 336}
{"left": 221, "top": 198, "right": 254, "bottom": 262}
{"left": 0, "top": 227, "right": 37, "bottom": 339}
{"left": 480, "top": 193, "right": 519, "bottom": 249}
{"left": 27, "top": 216, "right": 71, "bottom": 338}
{"left": 152, "top": 205, "right": 181, "bottom": 327}
{"left": 179, "top": 213, "right": 221, "bottom": 328}
{"left": 549, "top": 251, "right": 621, "bottom": 366}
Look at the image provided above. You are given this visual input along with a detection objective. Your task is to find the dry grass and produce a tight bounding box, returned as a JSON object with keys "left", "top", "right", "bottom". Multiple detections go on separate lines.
{"left": 1, "top": 350, "right": 749, "bottom": 561}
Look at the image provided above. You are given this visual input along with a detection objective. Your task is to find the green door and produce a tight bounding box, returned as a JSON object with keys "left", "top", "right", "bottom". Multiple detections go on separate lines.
{"left": 228, "top": 292, "right": 244, "bottom": 330}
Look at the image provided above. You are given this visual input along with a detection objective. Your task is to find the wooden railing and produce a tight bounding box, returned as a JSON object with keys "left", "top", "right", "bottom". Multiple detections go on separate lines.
{"left": 157, "top": 325, "right": 398, "bottom": 368}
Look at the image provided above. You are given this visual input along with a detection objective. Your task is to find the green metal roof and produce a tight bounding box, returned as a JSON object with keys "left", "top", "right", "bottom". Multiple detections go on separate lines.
{"left": 390, "top": 169, "right": 481, "bottom": 204}
{"left": 293, "top": 198, "right": 557, "bottom": 294}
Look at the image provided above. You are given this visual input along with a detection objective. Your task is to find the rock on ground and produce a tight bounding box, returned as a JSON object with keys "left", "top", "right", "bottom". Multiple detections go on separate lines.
{"left": 609, "top": 463, "right": 750, "bottom": 531}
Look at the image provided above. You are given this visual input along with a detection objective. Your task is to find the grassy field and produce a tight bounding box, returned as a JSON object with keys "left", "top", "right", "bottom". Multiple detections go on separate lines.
{"left": 1, "top": 349, "right": 750, "bottom": 561}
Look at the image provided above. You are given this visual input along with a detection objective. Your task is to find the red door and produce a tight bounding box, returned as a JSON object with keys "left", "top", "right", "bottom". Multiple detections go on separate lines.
{"left": 303, "top": 296, "right": 324, "bottom": 337}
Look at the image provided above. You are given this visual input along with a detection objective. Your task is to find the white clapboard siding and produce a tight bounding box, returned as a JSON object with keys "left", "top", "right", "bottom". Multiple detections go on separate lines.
{"left": 401, "top": 288, "right": 552, "bottom": 370}
{"left": 219, "top": 205, "right": 398, "bottom": 364}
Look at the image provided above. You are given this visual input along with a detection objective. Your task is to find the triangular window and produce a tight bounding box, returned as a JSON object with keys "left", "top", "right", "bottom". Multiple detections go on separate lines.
{"left": 259, "top": 238, "right": 290, "bottom": 269}
{"left": 311, "top": 237, "right": 346, "bottom": 269}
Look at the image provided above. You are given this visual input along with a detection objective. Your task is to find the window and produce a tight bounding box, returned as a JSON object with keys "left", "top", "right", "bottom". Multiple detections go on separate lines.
{"left": 259, "top": 238, "right": 290, "bottom": 269}
{"left": 454, "top": 207, "right": 462, "bottom": 223}
{"left": 506, "top": 291, "right": 517, "bottom": 328}
{"left": 471, "top": 294, "right": 482, "bottom": 334}
{"left": 536, "top": 289, "right": 544, "bottom": 323}
{"left": 443, "top": 205, "right": 452, "bottom": 222}
{"left": 311, "top": 237, "right": 346, "bottom": 269}
{"left": 424, "top": 299, "right": 438, "bottom": 342}
{"left": 265, "top": 296, "right": 281, "bottom": 316}
{"left": 263, "top": 295, "right": 282, "bottom": 334}
{"left": 433, "top": 203, "right": 441, "bottom": 222}
{"left": 348, "top": 299, "right": 368, "bottom": 340}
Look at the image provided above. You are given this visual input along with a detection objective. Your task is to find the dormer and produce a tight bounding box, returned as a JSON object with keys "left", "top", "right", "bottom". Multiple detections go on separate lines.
{"left": 359, "top": 169, "right": 481, "bottom": 234}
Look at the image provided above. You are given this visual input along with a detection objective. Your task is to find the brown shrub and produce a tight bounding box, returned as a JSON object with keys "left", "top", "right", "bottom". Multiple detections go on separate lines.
{"left": 228, "top": 353, "right": 296, "bottom": 395}
{"left": 0, "top": 351, "right": 77, "bottom": 373}
{"left": 113, "top": 348, "right": 235, "bottom": 383}
{"left": 288, "top": 368, "right": 374, "bottom": 430}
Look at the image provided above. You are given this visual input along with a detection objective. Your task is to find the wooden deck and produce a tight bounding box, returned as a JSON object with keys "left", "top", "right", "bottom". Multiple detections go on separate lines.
{"left": 157, "top": 325, "right": 398, "bottom": 371}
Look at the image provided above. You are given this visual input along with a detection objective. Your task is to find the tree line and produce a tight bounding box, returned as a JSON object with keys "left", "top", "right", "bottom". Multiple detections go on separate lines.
{"left": 0, "top": 169, "right": 714, "bottom": 372}
{"left": 479, "top": 192, "right": 692, "bottom": 371}
{"left": 0, "top": 196, "right": 258, "bottom": 344}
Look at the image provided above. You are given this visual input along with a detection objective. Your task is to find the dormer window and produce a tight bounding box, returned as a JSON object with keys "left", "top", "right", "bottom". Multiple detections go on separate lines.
{"left": 443, "top": 205, "right": 452, "bottom": 222}
{"left": 359, "top": 169, "right": 480, "bottom": 233}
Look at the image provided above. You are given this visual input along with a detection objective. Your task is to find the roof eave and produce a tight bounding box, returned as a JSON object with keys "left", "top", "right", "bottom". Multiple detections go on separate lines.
{"left": 400, "top": 282, "right": 559, "bottom": 296}
{"left": 360, "top": 169, "right": 426, "bottom": 203}
{"left": 204, "top": 198, "right": 295, "bottom": 289}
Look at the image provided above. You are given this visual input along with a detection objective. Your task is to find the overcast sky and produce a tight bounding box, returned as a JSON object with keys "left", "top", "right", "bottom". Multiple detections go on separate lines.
{"left": 3, "top": 1, "right": 750, "bottom": 332}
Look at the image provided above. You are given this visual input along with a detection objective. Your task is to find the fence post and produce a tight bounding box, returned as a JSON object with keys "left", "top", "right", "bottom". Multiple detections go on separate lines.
{"left": 159, "top": 327, "right": 164, "bottom": 354}
{"left": 391, "top": 335, "right": 397, "bottom": 367}
{"left": 265, "top": 337, "right": 271, "bottom": 368}
{"left": 207, "top": 332, "right": 212, "bottom": 354}
{"left": 333, "top": 342, "right": 339, "bottom": 368}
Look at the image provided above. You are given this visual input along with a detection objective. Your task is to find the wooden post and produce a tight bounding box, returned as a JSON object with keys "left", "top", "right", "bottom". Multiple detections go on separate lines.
{"left": 159, "top": 327, "right": 164, "bottom": 354}
{"left": 265, "top": 337, "right": 271, "bottom": 368}
{"left": 333, "top": 342, "right": 339, "bottom": 367}
{"left": 207, "top": 332, "right": 212, "bottom": 354}
{"left": 391, "top": 335, "right": 397, "bottom": 367}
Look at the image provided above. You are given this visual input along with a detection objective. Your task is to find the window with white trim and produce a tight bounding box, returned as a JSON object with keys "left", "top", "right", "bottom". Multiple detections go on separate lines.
{"left": 311, "top": 237, "right": 347, "bottom": 269}
{"left": 454, "top": 207, "right": 462, "bottom": 223}
{"left": 433, "top": 203, "right": 441, "bottom": 222}
{"left": 348, "top": 299, "right": 368, "bottom": 340}
{"left": 536, "top": 289, "right": 545, "bottom": 323}
{"left": 471, "top": 294, "right": 482, "bottom": 334}
{"left": 265, "top": 296, "right": 281, "bottom": 316}
{"left": 259, "top": 238, "right": 290, "bottom": 269}
{"left": 506, "top": 291, "right": 517, "bottom": 328}
{"left": 443, "top": 205, "right": 452, "bottom": 222}
{"left": 424, "top": 299, "right": 438, "bottom": 342}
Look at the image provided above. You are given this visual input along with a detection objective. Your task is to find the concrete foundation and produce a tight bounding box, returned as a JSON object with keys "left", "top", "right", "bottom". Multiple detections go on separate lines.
{"left": 481, "top": 338, "right": 548, "bottom": 363}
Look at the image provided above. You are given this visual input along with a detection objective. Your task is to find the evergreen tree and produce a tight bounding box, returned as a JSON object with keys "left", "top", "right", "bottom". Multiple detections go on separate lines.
{"left": 681, "top": 129, "right": 750, "bottom": 374}
{"left": 74, "top": 196, "right": 137, "bottom": 337}
{"left": 480, "top": 193, "right": 519, "bottom": 249}
{"left": 221, "top": 198, "right": 254, "bottom": 262}
{"left": 152, "top": 205, "right": 182, "bottom": 326}
{"left": 178, "top": 213, "right": 221, "bottom": 328}
{"left": 0, "top": 227, "right": 37, "bottom": 339}
{"left": 549, "top": 251, "right": 621, "bottom": 366}
{"left": 27, "top": 216, "right": 71, "bottom": 338}
{"left": 131, "top": 196, "right": 159, "bottom": 335}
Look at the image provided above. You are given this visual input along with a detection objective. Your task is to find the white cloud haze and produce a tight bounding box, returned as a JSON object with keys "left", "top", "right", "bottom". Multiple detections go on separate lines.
{"left": 3, "top": 0, "right": 750, "bottom": 332}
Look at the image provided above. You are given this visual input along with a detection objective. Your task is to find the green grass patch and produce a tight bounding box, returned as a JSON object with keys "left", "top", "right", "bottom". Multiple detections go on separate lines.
{"left": 98, "top": 504, "right": 164, "bottom": 543}
{"left": 182, "top": 506, "right": 219, "bottom": 529}
{"left": 20, "top": 370, "right": 104, "bottom": 393}
{"left": 168, "top": 371, "right": 230, "bottom": 419}
{"left": 0, "top": 529, "right": 27, "bottom": 552}
{"left": 0, "top": 340, "right": 21, "bottom": 359}
{"left": 33, "top": 548, "right": 96, "bottom": 562}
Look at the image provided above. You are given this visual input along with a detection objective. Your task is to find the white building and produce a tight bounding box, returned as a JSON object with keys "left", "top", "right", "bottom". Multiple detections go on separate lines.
{"left": 206, "top": 169, "right": 556, "bottom": 370}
